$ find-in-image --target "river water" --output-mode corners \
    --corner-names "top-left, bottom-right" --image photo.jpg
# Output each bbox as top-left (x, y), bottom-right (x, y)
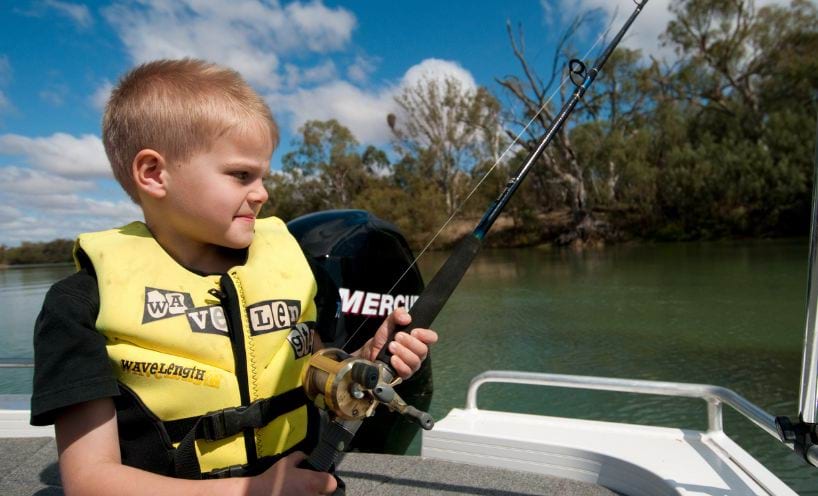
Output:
top-left (2, 240), bottom-right (818, 493)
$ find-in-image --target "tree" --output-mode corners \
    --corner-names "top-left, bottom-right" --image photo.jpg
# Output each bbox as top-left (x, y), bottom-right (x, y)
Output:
top-left (388, 75), bottom-right (504, 215)
top-left (653, 0), bottom-right (818, 238)
top-left (3, 239), bottom-right (73, 265)
top-left (281, 119), bottom-right (375, 209)
top-left (663, 0), bottom-right (818, 137)
top-left (498, 12), bottom-right (658, 244)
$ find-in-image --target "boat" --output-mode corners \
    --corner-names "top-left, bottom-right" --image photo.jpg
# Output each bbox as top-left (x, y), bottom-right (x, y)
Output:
top-left (0, 360), bottom-right (809, 495)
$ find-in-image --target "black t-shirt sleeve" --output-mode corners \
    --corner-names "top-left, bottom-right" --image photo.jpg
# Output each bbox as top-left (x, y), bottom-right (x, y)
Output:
top-left (305, 256), bottom-right (344, 345)
top-left (30, 269), bottom-right (119, 426)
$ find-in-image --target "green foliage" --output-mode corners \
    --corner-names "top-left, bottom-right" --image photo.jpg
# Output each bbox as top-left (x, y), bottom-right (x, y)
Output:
top-left (280, 119), bottom-right (373, 209)
top-left (268, 0), bottom-right (817, 247)
top-left (390, 76), bottom-right (505, 215)
top-left (1, 239), bottom-right (74, 265)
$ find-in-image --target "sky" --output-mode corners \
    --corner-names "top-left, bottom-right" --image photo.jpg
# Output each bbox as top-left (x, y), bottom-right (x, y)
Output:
top-left (0, 0), bottom-right (800, 246)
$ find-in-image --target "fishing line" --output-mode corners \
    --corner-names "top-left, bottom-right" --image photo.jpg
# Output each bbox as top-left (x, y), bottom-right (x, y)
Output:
top-left (304, 1), bottom-right (649, 473)
top-left (342, 28), bottom-right (609, 350)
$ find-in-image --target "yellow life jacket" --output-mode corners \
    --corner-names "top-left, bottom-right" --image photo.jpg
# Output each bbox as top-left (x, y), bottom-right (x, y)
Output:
top-left (75, 218), bottom-right (319, 478)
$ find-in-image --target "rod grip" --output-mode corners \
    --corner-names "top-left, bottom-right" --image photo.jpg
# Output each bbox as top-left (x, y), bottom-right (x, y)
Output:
top-left (299, 420), bottom-right (358, 472)
top-left (375, 234), bottom-right (482, 366)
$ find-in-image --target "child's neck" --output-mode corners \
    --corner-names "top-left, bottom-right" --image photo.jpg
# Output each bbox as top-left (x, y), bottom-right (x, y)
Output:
top-left (145, 222), bottom-right (246, 275)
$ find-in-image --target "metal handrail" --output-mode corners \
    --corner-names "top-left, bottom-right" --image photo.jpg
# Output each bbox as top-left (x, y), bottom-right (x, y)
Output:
top-left (465, 370), bottom-right (780, 440)
top-left (0, 359), bottom-right (34, 368)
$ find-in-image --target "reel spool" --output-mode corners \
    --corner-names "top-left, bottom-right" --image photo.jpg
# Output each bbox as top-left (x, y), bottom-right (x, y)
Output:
top-left (302, 348), bottom-right (383, 421)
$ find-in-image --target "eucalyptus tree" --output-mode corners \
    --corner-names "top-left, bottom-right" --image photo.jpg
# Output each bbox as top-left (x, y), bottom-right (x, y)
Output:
top-left (498, 12), bottom-right (655, 244)
top-left (663, 0), bottom-right (818, 135)
top-left (388, 75), bottom-right (504, 216)
top-left (656, 0), bottom-right (818, 238)
top-left (281, 119), bottom-right (372, 209)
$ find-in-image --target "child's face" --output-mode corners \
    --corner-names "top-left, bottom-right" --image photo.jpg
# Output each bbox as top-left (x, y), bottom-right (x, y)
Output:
top-left (160, 126), bottom-right (272, 254)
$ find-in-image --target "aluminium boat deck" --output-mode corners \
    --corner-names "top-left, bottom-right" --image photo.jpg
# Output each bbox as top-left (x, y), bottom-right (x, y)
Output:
top-left (0, 437), bottom-right (617, 496)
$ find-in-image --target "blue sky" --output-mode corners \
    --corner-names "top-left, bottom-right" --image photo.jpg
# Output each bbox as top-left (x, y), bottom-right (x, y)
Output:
top-left (0, 0), bottom-right (794, 245)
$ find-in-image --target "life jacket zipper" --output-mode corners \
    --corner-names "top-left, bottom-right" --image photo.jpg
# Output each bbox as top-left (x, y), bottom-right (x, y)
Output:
top-left (216, 275), bottom-right (258, 466)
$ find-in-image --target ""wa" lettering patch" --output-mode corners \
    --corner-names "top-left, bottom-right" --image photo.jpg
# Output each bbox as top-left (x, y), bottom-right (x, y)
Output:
top-left (142, 287), bottom-right (194, 323)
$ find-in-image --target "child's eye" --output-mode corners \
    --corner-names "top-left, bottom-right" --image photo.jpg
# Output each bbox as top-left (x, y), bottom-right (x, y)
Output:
top-left (230, 171), bottom-right (249, 180)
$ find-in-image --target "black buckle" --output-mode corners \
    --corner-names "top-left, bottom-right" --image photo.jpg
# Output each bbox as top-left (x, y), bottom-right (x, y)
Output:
top-left (204, 464), bottom-right (248, 479)
top-left (200, 402), bottom-right (264, 441)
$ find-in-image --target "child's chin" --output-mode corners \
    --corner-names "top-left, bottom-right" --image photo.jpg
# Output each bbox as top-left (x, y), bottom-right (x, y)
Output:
top-left (221, 235), bottom-right (254, 250)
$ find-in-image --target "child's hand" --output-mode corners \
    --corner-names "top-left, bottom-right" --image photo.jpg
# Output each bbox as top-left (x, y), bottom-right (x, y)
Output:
top-left (358, 307), bottom-right (438, 379)
top-left (250, 451), bottom-right (336, 495)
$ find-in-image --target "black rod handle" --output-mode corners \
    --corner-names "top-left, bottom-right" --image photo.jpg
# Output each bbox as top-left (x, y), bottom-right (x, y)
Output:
top-left (375, 234), bottom-right (482, 366)
top-left (299, 420), bottom-right (359, 472)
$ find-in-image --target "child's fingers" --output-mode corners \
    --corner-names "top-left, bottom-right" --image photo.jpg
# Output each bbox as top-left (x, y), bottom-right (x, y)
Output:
top-left (388, 354), bottom-right (415, 379)
top-left (410, 328), bottom-right (438, 345)
top-left (389, 307), bottom-right (412, 326)
top-left (395, 331), bottom-right (432, 359)
top-left (287, 452), bottom-right (337, 494)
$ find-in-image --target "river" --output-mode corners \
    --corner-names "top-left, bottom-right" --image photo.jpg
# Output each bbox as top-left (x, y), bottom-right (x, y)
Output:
top-left (2, 240), bottom-right (818, 493)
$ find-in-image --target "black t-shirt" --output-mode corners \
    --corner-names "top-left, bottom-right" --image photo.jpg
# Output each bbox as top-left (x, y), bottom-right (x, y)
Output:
top-left (30, 259), bottom-right (341, 426)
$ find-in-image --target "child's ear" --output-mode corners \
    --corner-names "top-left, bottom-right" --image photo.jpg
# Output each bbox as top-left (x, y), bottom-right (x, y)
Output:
top-left (132, 149), bottom-right (167, 199)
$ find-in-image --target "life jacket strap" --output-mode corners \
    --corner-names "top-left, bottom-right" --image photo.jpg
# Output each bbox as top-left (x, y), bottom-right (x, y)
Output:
top-left (168, 387), bottom-right (309, 479)
top-left (163, 387), bottom-right (308, 443)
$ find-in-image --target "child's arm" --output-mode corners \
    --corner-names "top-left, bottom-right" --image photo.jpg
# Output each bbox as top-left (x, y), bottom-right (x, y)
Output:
top-left (353, 307), bottom-right (438, 379)
top-left (55, 398), bottom-right (337, 496)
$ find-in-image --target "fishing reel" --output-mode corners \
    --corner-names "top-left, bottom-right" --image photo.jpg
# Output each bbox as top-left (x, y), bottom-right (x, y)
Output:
top-left (302, 348), bottom-right (434, 429)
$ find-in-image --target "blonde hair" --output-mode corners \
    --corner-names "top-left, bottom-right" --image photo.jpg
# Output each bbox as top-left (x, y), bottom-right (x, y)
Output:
top-left (102, 58), bottom-right (278, 203)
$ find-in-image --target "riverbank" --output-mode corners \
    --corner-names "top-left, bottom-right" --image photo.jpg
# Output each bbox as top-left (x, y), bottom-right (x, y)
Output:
top-left (432, 209), bottom-right (614, 251)
top-left (1, 206), bottom-right (807, 267)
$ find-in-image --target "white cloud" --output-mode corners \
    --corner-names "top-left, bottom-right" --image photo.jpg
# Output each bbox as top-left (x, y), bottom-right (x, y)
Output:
top-left (0, 217), bottom-right (53, 245)
top-left (0, 133), bottom-right (110, 178)
top-left (538, 0), bottom-right (675, 60)
top-left (0, 166), bottom-right (94, 195)
top-left (103, 0), bottom-right (356, 90)
top-left (0, 204), bottom-right (23, 224)
top-left (548, 0), bottom-right (813, 61)
top-left (539, 0), bottom-right (555, 22)
top-left (271, 58), bottom-right (479, 145)
top-left (90, 80), bottom-right (113, 111)
top-left (283, 2), bottom-right (357, 52)
top-left (347, 54), bottom-right (378, 83)
top-left (0, 187), bottom-right (141, 245)
top-left (272, 81), bottom-right (396, 144)
top-left (401, 59), bottom-right (476, 92)
top-left (33, 194), bottom-right (140, 218)
top-left (43, 0), bottom-right (93, 28)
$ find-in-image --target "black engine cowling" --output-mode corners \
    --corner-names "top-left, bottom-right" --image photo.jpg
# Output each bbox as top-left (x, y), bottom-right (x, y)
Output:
top-left (288, 209), bottom-right (433, 454)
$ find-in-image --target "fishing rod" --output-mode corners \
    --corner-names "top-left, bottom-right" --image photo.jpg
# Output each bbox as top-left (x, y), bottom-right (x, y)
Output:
top-left (300, 0), bottom-right (650, 473)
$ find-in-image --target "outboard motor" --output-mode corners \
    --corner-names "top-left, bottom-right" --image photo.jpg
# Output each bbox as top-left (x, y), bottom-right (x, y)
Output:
top-left (287, 210), bottom-right (433, 454)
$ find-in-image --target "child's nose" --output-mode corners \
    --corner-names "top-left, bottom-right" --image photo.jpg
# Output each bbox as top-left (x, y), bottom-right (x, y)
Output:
top-left (248, 180), bottom-right (269, 204)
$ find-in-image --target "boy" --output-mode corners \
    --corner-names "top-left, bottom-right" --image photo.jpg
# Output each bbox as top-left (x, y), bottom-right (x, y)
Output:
top-left (30, 59), bottom-right (437, 495)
